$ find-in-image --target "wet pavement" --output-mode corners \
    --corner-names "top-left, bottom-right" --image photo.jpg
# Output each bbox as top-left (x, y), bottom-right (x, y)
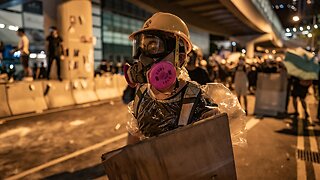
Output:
top-left (0, 99), bottom-right (128, 179)
top-left (0, 95), bottom-right (319, 179)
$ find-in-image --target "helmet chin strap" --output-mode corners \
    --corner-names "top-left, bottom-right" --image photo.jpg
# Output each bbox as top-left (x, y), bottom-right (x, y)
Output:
top-left (174, 36), bottom-right (180, 68)
top-left (174, 35), bottom-right (182, 79)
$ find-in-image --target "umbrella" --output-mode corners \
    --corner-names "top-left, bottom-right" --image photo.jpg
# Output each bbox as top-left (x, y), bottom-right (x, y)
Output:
top-left (284, 48), bottom-right (319, 80)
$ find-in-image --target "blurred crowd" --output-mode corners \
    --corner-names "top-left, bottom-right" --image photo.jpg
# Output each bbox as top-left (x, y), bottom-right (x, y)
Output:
top-left (193, 50), bottom-right (319, 119)
top-left (94, 59), bottom-right (125, 76)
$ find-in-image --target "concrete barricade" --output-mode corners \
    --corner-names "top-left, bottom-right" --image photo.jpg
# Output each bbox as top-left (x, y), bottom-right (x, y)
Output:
top-left (94, 75), bottom-right (119, 100)
top-left (254, 73), bottom-right (287, 116)
top-left (72, 79), bottom-right (98, 104)
top-left (0, 84), bottom-right (11, 118)
top-left (42, 80), bottom-right (75, 108)
top-left (113, 74), bottom-right (127, 96)
top-left (6, 81), bottom-right (48, 115)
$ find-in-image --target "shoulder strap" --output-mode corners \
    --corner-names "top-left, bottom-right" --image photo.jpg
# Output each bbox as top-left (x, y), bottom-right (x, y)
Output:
top-left (178, 83), bottom-right (201, 126)
top-left (133, 84), bottom-right (148, 118)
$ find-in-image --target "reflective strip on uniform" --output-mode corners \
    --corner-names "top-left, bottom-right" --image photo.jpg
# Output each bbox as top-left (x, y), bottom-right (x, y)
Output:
top-left (178, 84), bottom-right (200, 126)
top-left (178, 103), bottom-right (194, 126)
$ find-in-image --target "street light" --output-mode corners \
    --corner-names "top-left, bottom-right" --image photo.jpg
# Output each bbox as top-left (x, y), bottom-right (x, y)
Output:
top-left (292, 15), bottom-right (300, 22)
top-left (314, 24), bottom-right (318, 29)
top-left (8, 25), bottom-right (18, 31)
top-left (307, 33), bottom-right (312, 38)
top-left (285, 32), bottom-right (292, 37)
top-left (293, 27), bottom-right (297, 32)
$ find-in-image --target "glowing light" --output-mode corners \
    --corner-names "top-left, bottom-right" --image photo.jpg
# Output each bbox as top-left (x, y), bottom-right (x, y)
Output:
top-left (231, 42), bottom-right (236, 46)
top-left (9, 64), bottom-right (14, 69)
top-left (241, 49), bottom-right (246, 54)
top-left (272, 50), bottom-right (276, 54)
top-left (293, 28), bottom-right (297, 32)
top-left (265, 49), bottom-right (269, 53)
top-left (37, 53), bottom-right (46, 58)
top-left (307, 33), bottom-right (312, 38)
top-left (286, 28), bottom-right (290, 32)
top-left (279, 4), bottom-right (284, 8)
top-left (314, 24), bottom-right (318, 29)
top-left (299, 27), bottom-right (303, 31)
top-left (0, 24), bottom-right (5, 28)
top-left (13, 51), bottom-right (20, 57)
top-left (8, 25), bottom-right (18, 31)
top-left (307, 25), bottom-right (311, 30)
top-left (29, 53), bottom-right (37, 58)
top-left (285, 33), bottom-right (292, 36)
top-left (292, 16), bottom-right (300, 22)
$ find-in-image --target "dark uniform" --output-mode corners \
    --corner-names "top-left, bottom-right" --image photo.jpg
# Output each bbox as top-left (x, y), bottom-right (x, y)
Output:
top-left (133, 81), bottom-right (217, 137)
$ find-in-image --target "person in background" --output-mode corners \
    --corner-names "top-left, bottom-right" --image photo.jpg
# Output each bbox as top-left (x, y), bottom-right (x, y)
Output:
top-left (46, 26), bottom-right (63, 81)
top-left (0, 64), bottom-right (8, 81)
top-left (11, 28), bottom-right (30, 78)
top-left (234, 56), bottom-right (248, 115)
top-left (95, 59), bottom-right (108, 76)
top-left (0, 41), bottom-right (4, 62)
top-left (186, 45), bottom-right (211, 85)
top-left (261, 59), bottom-right (277, 73)
top-left (218, 60), bottom-right (228, 85)
top-left (291, 77), bottom-right (312, 121)
top-left (117, 60), bottom-right (123, 74)
top-left (207, 56), bottom-right (216, 82)
top-left (317, 69), bottom-right (320, 121)
top-left (32, 62), bottom-right (39, 80)
top-left (316, 50), bottom-right (320, 121)
top-left (0, 64), bottom-right (8, 75)
top-left (247, 63), bottom-right (258, 94)
top-left (38, 62), bottom-right (47, 79)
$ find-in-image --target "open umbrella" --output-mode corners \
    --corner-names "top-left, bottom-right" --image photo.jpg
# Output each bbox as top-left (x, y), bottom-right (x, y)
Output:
top-left (284, 48), bottom-right (319, 80)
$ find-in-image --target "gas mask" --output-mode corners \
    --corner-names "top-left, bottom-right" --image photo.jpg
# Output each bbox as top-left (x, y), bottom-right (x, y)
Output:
top-left (124, 31), bottom-right (185, 91)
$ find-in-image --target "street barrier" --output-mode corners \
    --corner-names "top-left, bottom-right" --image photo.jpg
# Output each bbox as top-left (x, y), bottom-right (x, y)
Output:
top-left (42, 80), bottom-right (75, 108)
top-left (72, 79), bottom-right (98, 104)
top-left (6, 81), bottom-right (48, 115)
top-left (0, 84), bottom-right (11, 118)
top-left (254, 73), bottom-right (287, 116)
top-left (94, 75), bottom-right (119, 100)
top-left (102, 113), bottom-right (236, 180)
top-left (114, 74), bottom-right (127, 96)
top-left (1, 74), bottom-right (128, 118)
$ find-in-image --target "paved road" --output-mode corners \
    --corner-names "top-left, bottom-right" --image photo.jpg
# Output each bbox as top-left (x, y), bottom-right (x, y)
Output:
top-left (0, 95), bottom-right (319, 179)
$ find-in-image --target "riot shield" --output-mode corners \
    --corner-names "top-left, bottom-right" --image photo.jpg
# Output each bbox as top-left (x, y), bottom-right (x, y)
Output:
top-left (101, 113), bottom-right (236, 180)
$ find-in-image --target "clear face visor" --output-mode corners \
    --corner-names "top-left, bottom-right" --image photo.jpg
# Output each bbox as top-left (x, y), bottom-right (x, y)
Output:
top-left (132, 34), bottom-right (166, 59)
